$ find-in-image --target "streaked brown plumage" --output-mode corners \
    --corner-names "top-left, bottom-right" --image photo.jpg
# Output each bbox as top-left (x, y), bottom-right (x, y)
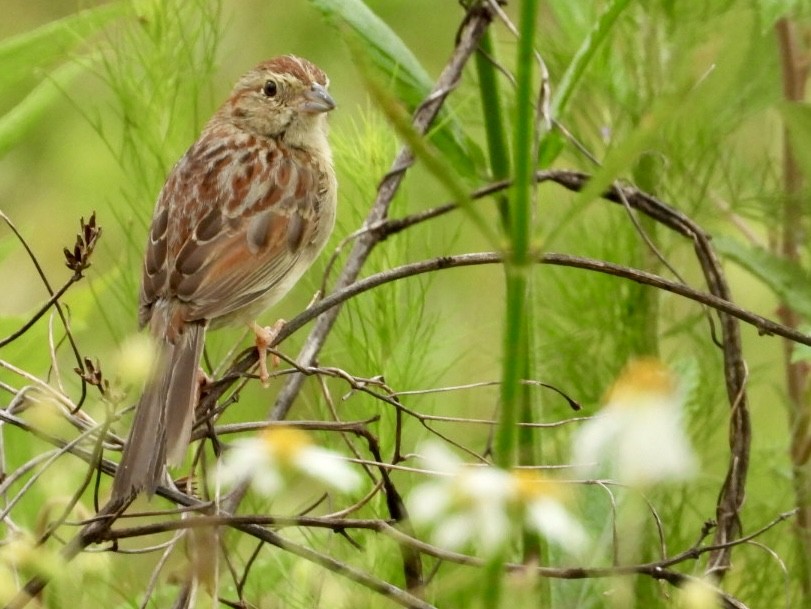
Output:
top-left (112, 56), bottom-right (337, 502)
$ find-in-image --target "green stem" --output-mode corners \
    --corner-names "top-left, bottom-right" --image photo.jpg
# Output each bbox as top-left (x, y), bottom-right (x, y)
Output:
top-left (509, 2), bottom-right (537, 265)
top-left (481, 551), bottom-right (506, 609)
top-left (496, 0), bottom-right (538, 471)
top-left (475, 30), bottom-right (511, 230)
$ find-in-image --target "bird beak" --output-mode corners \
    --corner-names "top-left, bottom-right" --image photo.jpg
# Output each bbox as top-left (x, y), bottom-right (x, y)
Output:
top-left (300, 83), bottom-right (336, 114)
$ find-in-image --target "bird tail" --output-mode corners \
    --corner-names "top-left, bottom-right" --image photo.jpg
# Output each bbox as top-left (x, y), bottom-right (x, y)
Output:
top-left (111, 322), bottom-right (206, 502)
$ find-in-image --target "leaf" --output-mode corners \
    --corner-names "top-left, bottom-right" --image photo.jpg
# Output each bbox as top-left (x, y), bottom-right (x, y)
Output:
top-left (310, 0), bottom-right (430, 101)
top-left (550, 0), bottom-right (634, 120)
top-left (0, 3), bottom-right (125, 91)
top-left (308, 0), bottom-right (482, 177)
top-left (0, 59), bottom-right (93, 158)
top-left (714, 235), bottom-right (811, 320)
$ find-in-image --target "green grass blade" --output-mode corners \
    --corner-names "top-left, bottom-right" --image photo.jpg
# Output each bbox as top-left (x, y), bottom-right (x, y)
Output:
top-left (309, 0), bottom-right (431, 100)
top-left (0, 2), bottom-right (125, 90)
top-left (475, 31), bottom-right (511, 229)
top-left (0, 59), bottom-right (93, 158)
top-left (308, 0), bottom-right (483, 176)
top-left (550, 0), bottom-right (633, 119)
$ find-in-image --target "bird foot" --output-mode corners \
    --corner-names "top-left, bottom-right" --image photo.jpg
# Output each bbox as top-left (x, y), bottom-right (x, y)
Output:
top-left (250, 319), bottom-right (285, 386)
top-left (197, 367), bottom-right (213, 391)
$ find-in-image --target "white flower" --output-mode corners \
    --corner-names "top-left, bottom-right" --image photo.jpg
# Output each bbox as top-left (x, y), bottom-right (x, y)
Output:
top-left (215, 427), bottom-right (361, 496)
top-left (408, 442), bottom-right (587, 556)
top-left (115, 333), bottom-right (160, 386)
top-left (573, 358), bottom-right (698, 486)
top-left (515, 472), bottom-right (588, 554)
top-left (677, 577), bottom-right (718, 609)
top-left (408, 444), bottom-right (514, 555)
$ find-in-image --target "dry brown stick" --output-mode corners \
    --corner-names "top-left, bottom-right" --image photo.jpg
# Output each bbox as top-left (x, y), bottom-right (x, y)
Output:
top-left (292, 252), bottom-right (811, 347)
top-left (99, 507), bottom-right (795, 564)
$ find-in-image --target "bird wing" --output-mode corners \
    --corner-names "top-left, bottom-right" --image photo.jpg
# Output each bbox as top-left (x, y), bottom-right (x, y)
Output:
top-left (139, 134), bottom-right (324, 328)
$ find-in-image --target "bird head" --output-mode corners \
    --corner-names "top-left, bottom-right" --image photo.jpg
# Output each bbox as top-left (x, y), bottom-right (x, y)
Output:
top-left (222, 55), bottom-right (335, 147)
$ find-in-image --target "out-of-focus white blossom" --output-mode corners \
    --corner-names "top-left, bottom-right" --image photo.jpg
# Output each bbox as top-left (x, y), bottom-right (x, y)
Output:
top-left (513, 470), bottom-right (588, 553)
top-left (573, 358), bottom-right (698, 486)
top-left (214, 427), bottom-right (361, 496)
top-left (407, 442), bottom-right (587, 556)
top-left (677, 577), bottom-right (718, 609)
top-left (116, 333), bottom-right (160, 386)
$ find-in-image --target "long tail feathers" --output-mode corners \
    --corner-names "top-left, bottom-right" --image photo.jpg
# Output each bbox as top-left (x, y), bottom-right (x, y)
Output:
top-left (111, 322), bottom-right (207, 502)
top-left (165, 323), bottom-right (206, 465)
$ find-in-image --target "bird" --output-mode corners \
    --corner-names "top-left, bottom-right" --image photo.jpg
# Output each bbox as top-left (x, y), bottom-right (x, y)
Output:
top-left (111, 55), bottom-right (337, 502)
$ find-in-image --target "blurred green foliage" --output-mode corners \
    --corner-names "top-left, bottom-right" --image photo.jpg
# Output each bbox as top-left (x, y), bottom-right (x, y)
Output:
top-left (0, 1), bottom-right (810, 608)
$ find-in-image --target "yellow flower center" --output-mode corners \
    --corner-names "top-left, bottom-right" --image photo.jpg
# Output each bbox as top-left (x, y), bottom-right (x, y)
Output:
top-left (259, 427), bottom-right (312, 463)
top-left (510, 470), bottom-right (566, 502)
top-left (605, 357), bottom-right (675, 408)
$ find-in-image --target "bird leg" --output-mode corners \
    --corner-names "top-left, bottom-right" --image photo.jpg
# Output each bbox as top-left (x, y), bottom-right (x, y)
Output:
top-left (197, 367), bottom-right (213, 391)
top-left (194, 366), bottom-right (214, 419)
top-left (250, 320), bottom-right (285, 386)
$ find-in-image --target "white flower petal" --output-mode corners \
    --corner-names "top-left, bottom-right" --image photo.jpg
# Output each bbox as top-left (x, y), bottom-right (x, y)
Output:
top-left (295, 446), bottom-right (361, 493)
top-left (408, 483), bottom-right (453, 525)
top-left (433, 513), bottom-right (475, 552)
top-left (474, 503), bottom-right (511, 555)
top-left (458, 468), bottom-right (515, 503)
top-left (407, 448), bottom-right (517, 556)
top-left (617, 405), bottom-right (697, 485)
top-left (250, 467), bottom-right (284, 496)
top-left (417, 441), bottom-right (463, 474)
top-left (572, 411), bottom-right (625, 478)
top-left (215, 438), bottom-right (269, 488)
top-left (526, 498), bottom-right (588, 554)
top-left (573, 380), bottom-right (698, 486)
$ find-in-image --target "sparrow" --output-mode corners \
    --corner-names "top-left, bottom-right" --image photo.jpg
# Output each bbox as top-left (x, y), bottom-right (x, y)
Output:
top-left (111, 55), bottom-right (337, 502)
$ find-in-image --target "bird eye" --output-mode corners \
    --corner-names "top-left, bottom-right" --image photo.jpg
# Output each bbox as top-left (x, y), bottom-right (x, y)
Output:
top-left (262, 80), bottom-right (278, 97)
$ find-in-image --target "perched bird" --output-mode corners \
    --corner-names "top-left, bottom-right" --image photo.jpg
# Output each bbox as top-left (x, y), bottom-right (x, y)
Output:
top-left (111, 56), bottom-right (337, 502)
